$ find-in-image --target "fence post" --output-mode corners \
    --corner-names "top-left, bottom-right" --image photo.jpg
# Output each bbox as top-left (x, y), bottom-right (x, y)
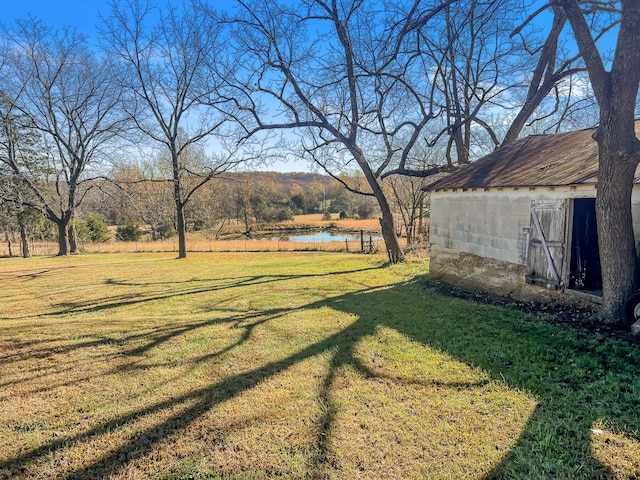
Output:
top-left (345, 238), bottom-right (349, 251)
top-left (360, 230), bottom-right (364, 252)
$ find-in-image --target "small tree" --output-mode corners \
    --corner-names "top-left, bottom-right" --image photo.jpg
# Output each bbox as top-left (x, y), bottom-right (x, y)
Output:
top-left (385, 175), bottom-right (430, 245)
top-left (154, 220), bottom-right (177, 240)
top-left (116, 221), bottom-right (142, 242)
top-left (78, 214), bottom-right (111, 244)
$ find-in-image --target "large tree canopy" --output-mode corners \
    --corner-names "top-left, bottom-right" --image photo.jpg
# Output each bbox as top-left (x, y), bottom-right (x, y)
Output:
top-left (0, 17), bottom-right (128, 256)
top-left (100, 0), bottom-right (244, 258)
top-left (222, 0), bottom-right (530, 262)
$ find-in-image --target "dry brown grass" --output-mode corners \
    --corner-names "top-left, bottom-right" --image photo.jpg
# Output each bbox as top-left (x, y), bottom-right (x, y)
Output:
top-left (0, 215), bottom-right (385, 257)
top-left (1, 237), bottom-right (387, 256)
top-left (290, 213), bottom-right (382, 232)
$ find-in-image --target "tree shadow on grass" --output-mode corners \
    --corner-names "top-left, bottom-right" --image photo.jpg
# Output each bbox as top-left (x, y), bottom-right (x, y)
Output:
top-left (1, 264), bottom-right (381, 363)
top-left (339, 277), bottom-right (640, 478)
top-left (0, 308), bottom-right (278, 400)
top-left (4, 266), bottom-right (381, 321)
top-left (2, 274), bottom-right (640, 478)
top-left (1, 266), bottom-right (380, 407)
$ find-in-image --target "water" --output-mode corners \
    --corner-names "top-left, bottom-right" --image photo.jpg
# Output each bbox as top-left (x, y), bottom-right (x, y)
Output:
top-left (260, 231), bottom-right (381, 243)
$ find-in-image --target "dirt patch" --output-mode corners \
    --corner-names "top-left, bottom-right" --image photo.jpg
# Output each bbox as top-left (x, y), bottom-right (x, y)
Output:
top-left (423, 278), bottom-right (640, 345)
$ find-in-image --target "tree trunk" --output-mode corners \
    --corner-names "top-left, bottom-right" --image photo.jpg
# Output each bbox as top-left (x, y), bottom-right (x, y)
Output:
top-left (376, 204), bottom-right (404, 264)
top-left (502, 7), bottom-right (568, 146)
top-left (354, 150), bottom-right (404, 263)
top-left (68, 222), bottom-right (79, 254)
top-left (176, 201), bottom-right (187, 259)
top-left (20, 223), bottom-right (31, 258)
top-left (556, 0), bottom-right (640, 326)
top-left (56, 220), bottom-right (70, 256)
top-left (418, 199), bottom-right (424, 237)
top-left (5, 228), bottom-right (13, 257)
top-left (453, 126), bottom-right (469, 165)
top-left (595, 131), bottom-right (640, 323)
top-left (379, 213), bottom-right (403, 263)
top-left (171, 148), bottom-right (188, 259)
top-left (373, 184), bottom-right (403, 263)
top-left (502, 88), bottom-right (553, 145)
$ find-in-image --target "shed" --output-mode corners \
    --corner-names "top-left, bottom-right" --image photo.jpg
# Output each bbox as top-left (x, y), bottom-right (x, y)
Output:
top-left (426, 124), bottom-right (640, 302)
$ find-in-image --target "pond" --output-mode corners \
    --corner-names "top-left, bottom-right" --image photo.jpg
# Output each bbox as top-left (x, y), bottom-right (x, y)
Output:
top-left (260, 231), bottom-right (382, 243)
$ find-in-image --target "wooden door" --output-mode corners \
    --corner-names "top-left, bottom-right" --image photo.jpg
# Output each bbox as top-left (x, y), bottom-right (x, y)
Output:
top-left (526, 199), bottom-right (566, 289)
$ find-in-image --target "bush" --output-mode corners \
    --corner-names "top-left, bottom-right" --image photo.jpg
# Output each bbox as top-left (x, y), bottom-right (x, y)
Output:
top-left (116, 221), bottom-right (143, 242)
top-left (78, 214), bottom-right (110, 243)
top-left (152, 220), bottom-right (176, 240)
top-left (356, 203), bottom-right (375, 219)
top-left (192, 219), bottom-right (207, 232)
top-left (260, 207), bottom-right (293, 223)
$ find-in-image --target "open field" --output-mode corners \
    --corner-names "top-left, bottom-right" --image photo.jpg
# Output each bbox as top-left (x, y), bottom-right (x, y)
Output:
top-left (1, 252), bottom-right (639, 479)
top-left (0, 215), bottom-right (388, 257)
top-left (288, 213), bottom-right (382, 232)
top-left (20, 236), bottom-right (386, 256)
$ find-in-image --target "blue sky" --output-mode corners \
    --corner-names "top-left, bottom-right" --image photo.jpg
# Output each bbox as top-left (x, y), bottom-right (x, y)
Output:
top-left (4, 0), bottom-right (107, 43)
top-left (4, 1), bottom-right (616, 69)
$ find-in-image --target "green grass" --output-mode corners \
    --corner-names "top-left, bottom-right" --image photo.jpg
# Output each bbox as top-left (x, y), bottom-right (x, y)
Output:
top-left (0, 252), bottom-right (639, 479)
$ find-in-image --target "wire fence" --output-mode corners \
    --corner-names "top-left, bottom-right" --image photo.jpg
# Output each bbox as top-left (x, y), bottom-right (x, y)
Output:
top-left (0, 235), bottom-right (387, 257)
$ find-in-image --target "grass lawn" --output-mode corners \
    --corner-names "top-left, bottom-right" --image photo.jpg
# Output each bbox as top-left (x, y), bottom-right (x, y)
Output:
top-left (0, 252), bottom-right (639, 479)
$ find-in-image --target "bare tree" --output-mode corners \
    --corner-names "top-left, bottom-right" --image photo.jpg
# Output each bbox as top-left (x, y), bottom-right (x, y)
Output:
top-left (186, 178), bottom-right (236, 240)
top-left (385, 174), bottom-right (430, 245)
top-left (100, 0), bottom-right (244, 258)
top-left (0, 18), bottom-right (128, 256)
top-left (501, 1), bottom-right (618, 145)
top-left (110, 162), bottom-right (177, 240)
top-left (504, 5), bottom-right (576, 144)
top-left (428, 0), bottom-right (524, 164)
top-left (554, 0), bottom-right (640, 324)
top-left (224, 0), bottom-right (469, 263)
top-left (0, 92), bottom-right (40, 256)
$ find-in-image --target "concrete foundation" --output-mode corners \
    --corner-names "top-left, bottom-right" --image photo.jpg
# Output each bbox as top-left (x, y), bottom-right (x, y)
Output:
top-left (429, 244), bottom-right (599, 307)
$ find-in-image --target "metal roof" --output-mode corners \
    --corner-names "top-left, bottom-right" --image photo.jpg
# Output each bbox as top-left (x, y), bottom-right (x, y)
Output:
top-left (427, 124), bottom-right (640, 190)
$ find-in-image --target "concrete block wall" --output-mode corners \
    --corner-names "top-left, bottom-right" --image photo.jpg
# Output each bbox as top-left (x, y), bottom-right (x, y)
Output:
top-left (429, 185), bottom-right (599, 266)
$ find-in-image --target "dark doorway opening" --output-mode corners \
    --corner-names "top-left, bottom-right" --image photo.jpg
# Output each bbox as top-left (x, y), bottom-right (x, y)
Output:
top-left (568, 198), bottom-right (602, 293)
